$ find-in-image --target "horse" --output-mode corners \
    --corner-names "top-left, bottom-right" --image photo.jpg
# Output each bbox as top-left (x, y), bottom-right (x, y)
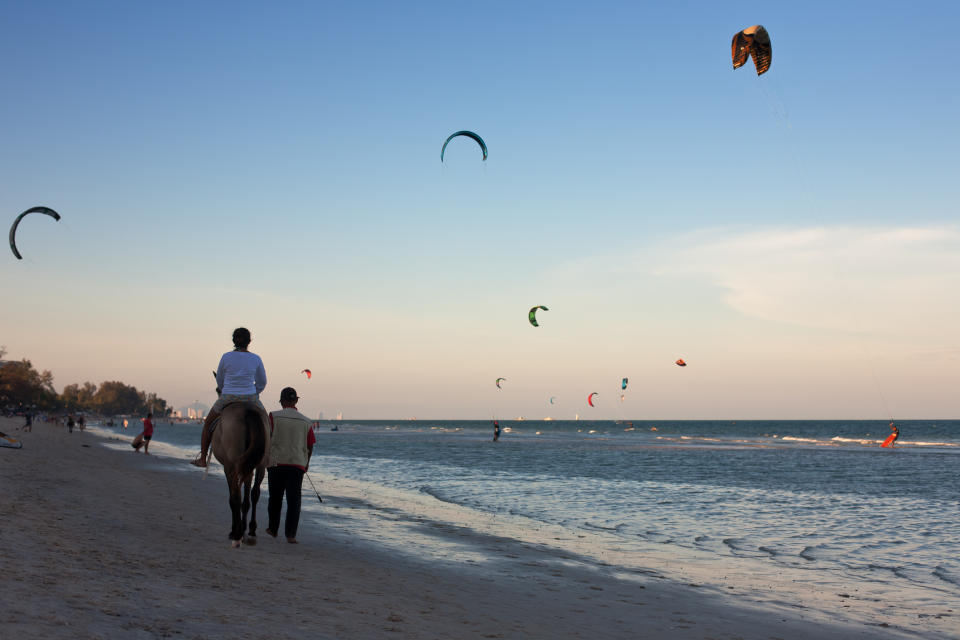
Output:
top-left (210, 401), bottom-right (270, 548)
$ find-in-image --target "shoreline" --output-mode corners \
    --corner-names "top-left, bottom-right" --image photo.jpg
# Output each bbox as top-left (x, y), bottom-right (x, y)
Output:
top-left (0, 417), bottom-right (931, 639)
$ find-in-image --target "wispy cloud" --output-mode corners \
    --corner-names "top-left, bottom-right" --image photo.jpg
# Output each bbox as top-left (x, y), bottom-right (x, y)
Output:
top-left (553, 225), bottom-right (960, 341)
top-left (658, 226), bottom-right (960, 337)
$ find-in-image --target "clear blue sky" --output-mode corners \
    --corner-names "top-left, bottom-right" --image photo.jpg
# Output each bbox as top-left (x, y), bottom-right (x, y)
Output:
top-left (2, 1), bottom-right (958, 419)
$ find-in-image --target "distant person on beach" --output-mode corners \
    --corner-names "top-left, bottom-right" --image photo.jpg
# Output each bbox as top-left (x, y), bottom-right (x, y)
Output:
top-left (142, 413), bottom-right (154, 454)
top-left (67, 413), bottom-right (75, 433)
top-left (192, 327), bottom-right (268, 467)
top-left (77, 414), bottom-right (85, 432)
top-left (22, 411), bottom-right (32, 432)
top-left (123, 418), bottom-right (128, 430)
top-left (266, 387), bottom-right (315, 544)
top-left (493, 420), bottom-right (501, 442)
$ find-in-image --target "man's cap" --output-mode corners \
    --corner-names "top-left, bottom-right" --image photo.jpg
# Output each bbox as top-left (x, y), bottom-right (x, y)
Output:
top-left (280, 387), bottom-right (299, 403)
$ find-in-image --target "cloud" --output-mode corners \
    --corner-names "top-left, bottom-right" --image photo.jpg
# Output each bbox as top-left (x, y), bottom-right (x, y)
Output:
top-left (650, 226), bottom-right (960, 339)
top-left (538, 225), bottom-right (959, 343)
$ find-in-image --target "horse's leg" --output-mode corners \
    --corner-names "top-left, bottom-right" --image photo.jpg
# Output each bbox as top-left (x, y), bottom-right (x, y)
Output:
top-left (227, 470), bottom-right (243, 547)
top-left (240, 479), bottom-right (251, 543)
top-left (247, 467), bottom-right (265, 542)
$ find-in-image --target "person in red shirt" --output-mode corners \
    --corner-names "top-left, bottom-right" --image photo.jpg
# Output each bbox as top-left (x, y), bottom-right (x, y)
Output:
top-left (142, 413), bottom-right (154, 455)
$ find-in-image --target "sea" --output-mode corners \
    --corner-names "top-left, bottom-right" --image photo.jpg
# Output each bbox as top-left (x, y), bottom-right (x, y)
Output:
top-left (90, 418), bottom-right (959, 634)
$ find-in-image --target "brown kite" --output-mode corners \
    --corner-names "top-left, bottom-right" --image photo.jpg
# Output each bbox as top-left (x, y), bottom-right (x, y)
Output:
top-left (731, 25), bottom-right (771, 76)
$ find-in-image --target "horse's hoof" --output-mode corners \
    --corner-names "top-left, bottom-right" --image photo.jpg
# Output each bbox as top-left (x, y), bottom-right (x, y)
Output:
top-left (231, 539), bottom-right (242, 549)
top-left (244, 535), bottom-right (257, 546)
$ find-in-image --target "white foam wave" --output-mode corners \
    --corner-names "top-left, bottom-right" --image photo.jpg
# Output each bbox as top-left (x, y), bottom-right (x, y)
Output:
top-left (86, 425), bottom-right (209, 466)
top-left (906, 440), bottom-right (960, 448)
top-left (831, 436), bottom-right (878, 445)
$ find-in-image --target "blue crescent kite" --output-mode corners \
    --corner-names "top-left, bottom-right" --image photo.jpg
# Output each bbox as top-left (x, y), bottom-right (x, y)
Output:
top-left (441, 131), bottom-right (488, 162)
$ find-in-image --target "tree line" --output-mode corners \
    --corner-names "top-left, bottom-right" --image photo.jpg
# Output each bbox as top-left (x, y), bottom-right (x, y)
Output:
top-left (0, 347), bottom-right (170, 416)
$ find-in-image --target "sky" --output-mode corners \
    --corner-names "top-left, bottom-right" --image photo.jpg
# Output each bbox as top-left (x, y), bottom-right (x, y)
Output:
top-left (1, 1), bottom-right (958, 419)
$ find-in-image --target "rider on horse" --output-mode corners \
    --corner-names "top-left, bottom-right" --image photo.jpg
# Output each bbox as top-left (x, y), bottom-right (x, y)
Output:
top-left (192, 327), bottom-right (267, 467)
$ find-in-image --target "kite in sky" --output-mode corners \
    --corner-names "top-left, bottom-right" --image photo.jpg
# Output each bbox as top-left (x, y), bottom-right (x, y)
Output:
top-left (9, 206), bottom-right (61, 260)
top-left (588, 392), bottom-right (598, 407)
top-left (302, 369), bottom-right (312, 379)
top-left (731, 25), bottom-right (772, 75)
top-left (440, 131), bottom-right (487, 162)
top-left (675, 359), bottom-right (687, 367)
top-left (528, 305), bottom-right (549, 327)
top-left (495, 377), bottom-right (506, 389)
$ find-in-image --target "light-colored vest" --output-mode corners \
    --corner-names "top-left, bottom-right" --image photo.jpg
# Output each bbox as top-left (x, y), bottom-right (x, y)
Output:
top-left (269, 408), bottom-right (312, 468)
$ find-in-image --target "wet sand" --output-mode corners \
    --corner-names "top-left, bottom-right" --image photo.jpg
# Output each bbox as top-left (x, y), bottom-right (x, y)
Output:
top-left (0, 417), bottom-right (920, 639)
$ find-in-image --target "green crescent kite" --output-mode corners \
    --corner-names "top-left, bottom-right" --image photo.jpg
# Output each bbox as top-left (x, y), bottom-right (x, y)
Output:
top-left (528, 305), bottom-right (549, 327)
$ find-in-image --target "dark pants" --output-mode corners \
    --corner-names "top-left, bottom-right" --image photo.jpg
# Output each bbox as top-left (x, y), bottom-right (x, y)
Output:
top-left (267, 466), bottom-right (304, 539)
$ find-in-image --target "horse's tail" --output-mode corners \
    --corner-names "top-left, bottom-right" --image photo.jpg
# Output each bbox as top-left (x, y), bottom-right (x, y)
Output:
top-left (237, 407), bottom-right (266, 483)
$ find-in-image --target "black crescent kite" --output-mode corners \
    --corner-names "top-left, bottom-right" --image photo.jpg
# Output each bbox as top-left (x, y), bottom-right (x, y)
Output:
top-left (9, 207), bottom-right (61, 260)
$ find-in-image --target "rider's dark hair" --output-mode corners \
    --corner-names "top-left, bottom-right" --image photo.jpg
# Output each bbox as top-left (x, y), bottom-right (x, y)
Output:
top-left (232, 327), bottom-right (251, 349)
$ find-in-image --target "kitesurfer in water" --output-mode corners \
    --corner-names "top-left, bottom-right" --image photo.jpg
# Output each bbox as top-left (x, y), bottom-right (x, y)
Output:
top-left (887, 422), bottom-right (899, 447)
top-left (493, 420), bottom-right (501, 442)
top-left (191, 327), bottom-right (268, 467)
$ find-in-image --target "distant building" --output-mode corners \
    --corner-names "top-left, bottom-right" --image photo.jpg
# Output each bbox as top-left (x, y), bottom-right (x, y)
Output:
top-left (178, 401), bottom-right (209, 420)
top-left (317, 412), bottom-right (323, 420)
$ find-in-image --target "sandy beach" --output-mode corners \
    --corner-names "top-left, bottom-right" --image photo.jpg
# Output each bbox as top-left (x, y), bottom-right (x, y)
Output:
top-left (0, 417), bottom-right (929, 639)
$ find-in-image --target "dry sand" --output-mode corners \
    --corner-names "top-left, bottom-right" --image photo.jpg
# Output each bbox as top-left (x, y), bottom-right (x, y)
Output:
top-left (0, 417), bottom-right (921, 639)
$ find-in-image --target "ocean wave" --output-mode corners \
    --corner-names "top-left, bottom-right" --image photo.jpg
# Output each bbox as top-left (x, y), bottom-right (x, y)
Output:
top-left (283, 419), bottom-right (960, 606)
top-left (830, 436), bottom-right (878, 445)
top-left (932, 565), bottom-right (960, 587)
top-left (583, 521), bottom-right (626, 532)
top-left (866, 563), bottom-right (912, 580)
top-left (907, 440), bottom-right (960, 447)
top-left (780, 436), bottom-right (832, 444)
top-left (799, 544), bottom-right (830, 561)
top-left (418, 485), bottom-right (458, 506)
top-left (721, 537), bottom-right (764, 556)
